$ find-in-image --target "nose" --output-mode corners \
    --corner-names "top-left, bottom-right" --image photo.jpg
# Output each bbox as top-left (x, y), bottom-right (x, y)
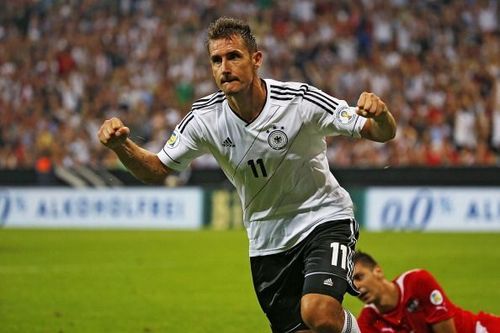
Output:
top-left (221, 58), bottom-right (231, 73)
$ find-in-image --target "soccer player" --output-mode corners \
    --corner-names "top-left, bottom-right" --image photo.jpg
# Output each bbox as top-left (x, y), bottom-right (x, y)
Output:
top-left (353, 251), bottom-right (500, 333)
top-left (98, 17), bottom-right (396, 333)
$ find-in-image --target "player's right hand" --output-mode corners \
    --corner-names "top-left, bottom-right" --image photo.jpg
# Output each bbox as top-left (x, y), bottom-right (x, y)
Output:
top-left (97, 117), bottom-right (130, 149)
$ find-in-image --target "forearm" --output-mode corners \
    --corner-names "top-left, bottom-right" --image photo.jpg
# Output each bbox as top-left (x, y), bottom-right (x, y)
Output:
top-left (113, 138), bottom-right (170, 184)
top-left (362, 110), bottom-right (397, 142)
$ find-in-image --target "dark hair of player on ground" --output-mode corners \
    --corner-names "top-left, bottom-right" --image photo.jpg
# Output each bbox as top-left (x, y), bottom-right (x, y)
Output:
top-left (352, 251), bottom-right (378, 269)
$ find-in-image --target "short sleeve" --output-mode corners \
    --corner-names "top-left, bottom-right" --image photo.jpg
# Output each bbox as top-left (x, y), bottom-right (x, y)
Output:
top-left (302, 85), bottom-right (367, 138)
top-left (412, 270), bottom-right (456, 324)
top-left (157, 113), bottom-right (206, 171)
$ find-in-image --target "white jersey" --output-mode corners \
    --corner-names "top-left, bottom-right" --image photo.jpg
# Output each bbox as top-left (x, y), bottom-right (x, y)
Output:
top-left (158, 78), bottom-right (367, 256)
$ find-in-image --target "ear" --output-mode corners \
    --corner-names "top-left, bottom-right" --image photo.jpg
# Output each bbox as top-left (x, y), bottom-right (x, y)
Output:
top-left (252, 51), bottom-right (263, 69)
top-left (373, 266), bottom-right (384, 279)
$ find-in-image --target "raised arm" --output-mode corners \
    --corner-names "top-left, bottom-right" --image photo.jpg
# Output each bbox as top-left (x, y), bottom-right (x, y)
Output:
top-left (357, 92), bottom-right (397, 142)
top-left (97, 117), bottom-right (171, 184)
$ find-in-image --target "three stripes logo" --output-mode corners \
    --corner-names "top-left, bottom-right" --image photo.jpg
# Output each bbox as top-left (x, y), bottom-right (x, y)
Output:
top-left (323, 278), bottom-right (334, 287)
top-left (222, 137), bottom-right (235, 148)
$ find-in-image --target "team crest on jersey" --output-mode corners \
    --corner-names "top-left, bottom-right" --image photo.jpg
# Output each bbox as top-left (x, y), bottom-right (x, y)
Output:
top-left (335, 106), bottom-right (356, 125)
top-left (166, 130), bottom-right (180, 148)
top-left (430, 290), bottom-right (444, 305)
top-left (267, 125), bottom-right (288, 150)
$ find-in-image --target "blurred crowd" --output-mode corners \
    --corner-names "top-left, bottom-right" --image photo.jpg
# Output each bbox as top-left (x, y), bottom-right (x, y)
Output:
top-left (1, 0), bottom-right (499, 174)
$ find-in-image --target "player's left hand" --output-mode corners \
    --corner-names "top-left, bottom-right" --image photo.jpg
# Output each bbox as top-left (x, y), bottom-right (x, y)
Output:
top-left (356, 92), bottom-right (388, 118)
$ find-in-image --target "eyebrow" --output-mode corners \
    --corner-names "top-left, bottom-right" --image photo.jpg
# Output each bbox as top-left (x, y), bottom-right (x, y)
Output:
top-left (210, 50), bottom-right (244, 62)
top-left (227, 50), bottom-right (243, 56)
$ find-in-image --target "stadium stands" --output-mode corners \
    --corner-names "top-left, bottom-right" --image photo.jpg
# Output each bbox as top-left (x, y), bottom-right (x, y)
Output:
top-left (0, 0), bottom-right (498, 172)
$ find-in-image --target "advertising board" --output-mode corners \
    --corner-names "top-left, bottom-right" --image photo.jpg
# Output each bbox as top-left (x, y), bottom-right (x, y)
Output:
top-left (365, 187), bottom-right (500, 231)
top-left (0, 187), bottom-right (203, 229)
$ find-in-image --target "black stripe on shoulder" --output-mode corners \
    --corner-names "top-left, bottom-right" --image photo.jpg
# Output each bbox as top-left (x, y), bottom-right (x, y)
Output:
top-left (270, 85), bottom-right (308, 101)
top-left (304, 92), bottom-right (336, 112)
top-left (191, 96), bottom-right (226, 111)
top-left (179, 114), bottom-right (194, 133)
top-left (270, 84), bottom-right (338, 114)
top-left (192, 91), bottom-right (224, 107)
top-left (270, 88), bottom-right (307, 95)
top-left (303, 96), bottom-right (334, 115)
top-left (270, 84), bottom-right (308, 93)
top-left (270, 84), bottom-right (307, 90)
top-left (270, 95), bottom-right (295, 101)
top-left (162, 148), bottom-right (181, 164)
top-left (305, 89), bottom-right (339, 107)
top-left (178, 111), bottom-right (193, 129)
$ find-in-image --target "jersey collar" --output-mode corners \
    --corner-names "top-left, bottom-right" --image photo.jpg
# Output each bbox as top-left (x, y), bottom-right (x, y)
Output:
top-left (224, 78), bottom-right (271, 127)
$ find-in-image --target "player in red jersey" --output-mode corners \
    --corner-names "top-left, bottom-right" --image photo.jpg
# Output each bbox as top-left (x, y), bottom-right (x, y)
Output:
top-left (352, 251), bottom-right (500, 333)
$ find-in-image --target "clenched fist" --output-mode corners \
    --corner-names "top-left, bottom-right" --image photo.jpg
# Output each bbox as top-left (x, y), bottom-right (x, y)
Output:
top-left (356, 92), bottom-right (388, 118)
top-left (97, 117), bottom-right (131, 149)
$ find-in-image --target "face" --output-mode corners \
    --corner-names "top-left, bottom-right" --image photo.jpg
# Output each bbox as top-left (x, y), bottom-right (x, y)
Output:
top-left (208, 35), bottom-right (262, 96)
top-left (353, 262), bottom-right (385, 305)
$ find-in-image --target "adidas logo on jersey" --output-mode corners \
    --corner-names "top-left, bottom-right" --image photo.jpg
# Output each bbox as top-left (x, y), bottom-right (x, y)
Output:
top-left (222, 137), bottom-right (235, 147)
top-left (323, 278), bottom-right (334, 287)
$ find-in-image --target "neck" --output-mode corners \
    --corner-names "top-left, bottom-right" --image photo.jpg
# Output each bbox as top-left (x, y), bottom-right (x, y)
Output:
top-left (227, 77), bottom-right (266, 123)
top-left (376, 281), bottom-right (400, 313)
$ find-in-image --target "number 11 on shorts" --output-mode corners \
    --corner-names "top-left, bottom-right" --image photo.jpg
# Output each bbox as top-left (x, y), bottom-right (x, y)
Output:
top-left (330, 242), bottom-right (347, 269)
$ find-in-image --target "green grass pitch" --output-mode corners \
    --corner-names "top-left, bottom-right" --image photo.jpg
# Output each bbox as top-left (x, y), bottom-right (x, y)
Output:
top-left (0, 229), bottom-right (499, 333)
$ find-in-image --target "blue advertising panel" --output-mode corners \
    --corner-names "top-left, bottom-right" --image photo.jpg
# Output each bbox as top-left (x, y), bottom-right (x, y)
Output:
top-left (0, 187), bottom-right (203, 229)
top-left (366, 187), bottom-right (500, 231)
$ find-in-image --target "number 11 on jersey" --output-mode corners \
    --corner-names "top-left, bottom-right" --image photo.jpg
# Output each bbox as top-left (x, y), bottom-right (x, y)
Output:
top-left (248, 159), bottom-right (268, 178)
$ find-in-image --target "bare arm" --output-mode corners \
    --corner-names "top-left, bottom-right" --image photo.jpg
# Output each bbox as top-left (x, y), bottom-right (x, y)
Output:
top-left (97, 117), bottom-right (171, 184)
top-left (432, 318), bottom-right (458, 333)
top-left (112, 138), bottom-right (171, 184)
top-left (357, 92), bottom-right (397, 142)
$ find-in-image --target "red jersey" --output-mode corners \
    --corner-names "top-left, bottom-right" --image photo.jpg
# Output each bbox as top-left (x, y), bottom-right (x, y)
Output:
top-left (358, 269), bottom-right (500, 333)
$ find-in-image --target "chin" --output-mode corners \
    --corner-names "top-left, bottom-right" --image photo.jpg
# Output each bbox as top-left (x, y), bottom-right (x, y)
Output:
top-left (222, 87), bottom-right (241, 96)
top-left (221, 81), bottom-right (244, 95)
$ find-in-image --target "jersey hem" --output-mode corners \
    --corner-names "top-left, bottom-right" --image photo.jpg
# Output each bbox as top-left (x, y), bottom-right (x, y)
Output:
top-left (248, 216), bottom-right (353, 257)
